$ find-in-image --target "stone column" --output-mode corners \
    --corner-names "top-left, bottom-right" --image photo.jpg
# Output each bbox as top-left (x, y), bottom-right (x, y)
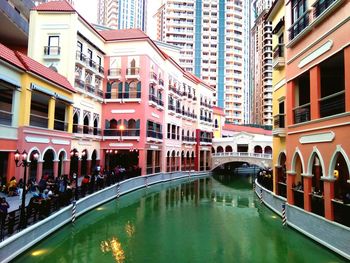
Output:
top-left (274, 165), bottom-right (281, 194)
top-left (86, 159), bottom-right (92, 175)
top-left (203, 151), bottom-right (207, 171)
top-left (77, 159), bottom-right (82, 177)
top-left (48, 96), bottom-right (56, 130)
top-left (53, 160), bottom-right (59, 178)
top-left (323, 177), bottom-right (336, 221)
top-left (310, 66), bottom-right (321, 120)
top-left (302, 174), bottom-right (313, 212)
top-left (286, 81), bottom-right (295, 126)
top-left (36, 161), bottom-right (43, 182)
top-left (138, 149), bottom-right (146, 176)
top-left (152, 150), bottom-right (156, 174)
top-left (286, 171), bottom-right (296, 205)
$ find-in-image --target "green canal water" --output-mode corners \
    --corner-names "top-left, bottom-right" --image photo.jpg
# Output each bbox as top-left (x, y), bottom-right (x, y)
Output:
top-left (13, 175), bottom-right (346, 263)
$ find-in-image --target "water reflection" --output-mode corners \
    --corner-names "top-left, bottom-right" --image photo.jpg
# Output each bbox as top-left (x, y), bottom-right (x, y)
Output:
top-left (100, 237), bottom-right (125, 263)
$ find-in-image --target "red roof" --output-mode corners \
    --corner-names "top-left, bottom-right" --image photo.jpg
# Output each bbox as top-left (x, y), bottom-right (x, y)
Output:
top-left (0, 43), bottom-right (26, 70)
top-left (213, 106), bottom-right (225, 116)
top-left (15, 52), bottom-right (75, 93)
top-left (100, 29), bottom-right (149, 41)
top-left (223, 124), bottom-right (272, 135)
top-left (32, 0), bottom-right (75, 12)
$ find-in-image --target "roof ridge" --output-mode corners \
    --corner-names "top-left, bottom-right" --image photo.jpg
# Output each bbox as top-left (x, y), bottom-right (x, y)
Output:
top-left (14, 51), bottom-right (29, 70)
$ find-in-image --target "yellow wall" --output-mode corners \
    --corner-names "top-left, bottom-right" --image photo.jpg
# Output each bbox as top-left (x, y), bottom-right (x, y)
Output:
top-left (19, 72), bottom-right (74, 129)
top-left (271, 0), bottom-right (287, 193)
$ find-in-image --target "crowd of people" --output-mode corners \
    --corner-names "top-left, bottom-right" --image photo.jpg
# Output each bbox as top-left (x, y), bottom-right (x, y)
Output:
top-left (0, 164), bottom-right (141, 238)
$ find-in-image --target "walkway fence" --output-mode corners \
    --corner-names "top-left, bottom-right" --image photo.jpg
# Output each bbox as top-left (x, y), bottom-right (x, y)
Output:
top-left (212, 152), bottom-right (272, 159)
top-left (0, 171), bottom-right (210, 262)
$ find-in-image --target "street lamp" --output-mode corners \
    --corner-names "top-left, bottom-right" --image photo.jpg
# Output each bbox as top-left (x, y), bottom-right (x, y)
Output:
top-left (14, 149), bottom-right (39, 229)
top-left (119, 124), bottom-right (125, 141)
top-left (70, 149), bottom-right (79, 200)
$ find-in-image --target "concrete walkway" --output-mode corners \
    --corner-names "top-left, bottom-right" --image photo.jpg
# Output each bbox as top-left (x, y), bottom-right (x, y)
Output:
top-left (0, 192), bottom-right (34, 213)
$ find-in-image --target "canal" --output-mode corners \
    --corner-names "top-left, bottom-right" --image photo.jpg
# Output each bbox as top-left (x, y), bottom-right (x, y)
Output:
top-left (12, 175), bottom-right (346, 263)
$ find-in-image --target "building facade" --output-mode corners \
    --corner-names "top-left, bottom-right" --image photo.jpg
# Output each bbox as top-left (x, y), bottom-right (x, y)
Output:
top-left (250, 0), bottom-right (273, 127)
top-left (154, 0), bottom-right (250, 124)
top-left (24, 1), bottom-right (213, 180)
top-left (0, 43), bottom-right (75, 184)
top-left (280, 0), bottom-right (350, 227)
top-left (97, 0), bottom-right (147, 31)
top-left (266, 0), bottom-right (286, 195)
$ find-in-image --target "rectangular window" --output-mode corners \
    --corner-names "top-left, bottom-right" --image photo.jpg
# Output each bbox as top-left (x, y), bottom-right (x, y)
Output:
top-left (293, 71), bottom-right (310, 124)
top-left (46, 36), bottom-right (60, 55)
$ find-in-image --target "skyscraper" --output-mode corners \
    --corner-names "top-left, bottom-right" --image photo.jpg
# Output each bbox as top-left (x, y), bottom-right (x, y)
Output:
top-left (97, 0), bottom-right (147, 31)
top-left (154, 0), bottom-right (250, 124)
top-left (250, 0), bottom-right (273, 126)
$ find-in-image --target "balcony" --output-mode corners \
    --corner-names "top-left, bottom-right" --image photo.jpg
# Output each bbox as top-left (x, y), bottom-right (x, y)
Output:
top-left (108, 68), bottom-right (121, 80)
top-left (30, 114), bottom-right (48, 129)
top-left (126, 67), bottom-right (140, 80)
top-left (104, 128), bottom-right (140, 137)
top-left (75, 51), bottom-right (86, 66)
top-left (272, 44), bottom-right (285, 69)
top-left (105, 91), bottom-right (141, 100)
top-left (293, 103), bottom-right (310, 124)
top-left (147, 130), bottom-right (163, 140)
top-left (150, 72), bottom-right (158, 84)
top-left (0, 110), bottom-right (12, 126)
top-left (168, 104), bottom-right (176, 115)
top-left (273, 114), bottom-right (286, 137)
top-left (85, 58), bottom-right (97, 71)
top-left (200, 137), bottom-right (212, 143)
top-left (313, 0), bottom-right (337, 18)
top-left (319, 90), bottom-right (345, 118)
top-left (288, 11), bottom-right (310, 41)
top-left (43, 46), bottom-right (61, 60)
top-left (158, 79), bottom-right (164, 89)
top-left (54, 119), bottom-right (68, 132)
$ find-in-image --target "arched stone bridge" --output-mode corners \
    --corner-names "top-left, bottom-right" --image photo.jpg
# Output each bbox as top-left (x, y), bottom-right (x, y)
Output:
top-left (211, 152), bottom-right (272, 170)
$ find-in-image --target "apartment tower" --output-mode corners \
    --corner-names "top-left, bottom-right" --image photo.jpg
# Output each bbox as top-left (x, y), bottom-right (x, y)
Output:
top-left (154, 0), bottom-right (250, 124)
top-left (97, 0), bottom-right (147, 31)
top-left (250, 0), bottom-right (273, 126)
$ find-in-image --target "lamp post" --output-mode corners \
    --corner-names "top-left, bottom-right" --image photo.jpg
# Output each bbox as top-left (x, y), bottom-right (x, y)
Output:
top-left (119, 124), bottom-right (125, 141)
top-left (14, 149), bottom-right (38, 229)
top-left (70, 150), bottom-right (79, 200)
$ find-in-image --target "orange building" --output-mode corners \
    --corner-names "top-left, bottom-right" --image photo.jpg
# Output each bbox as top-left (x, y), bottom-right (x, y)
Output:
top-left (284, 0), bottom-right (350, 226)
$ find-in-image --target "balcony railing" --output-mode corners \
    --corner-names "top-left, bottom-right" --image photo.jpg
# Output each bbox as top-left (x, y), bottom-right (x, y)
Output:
top-left (149, 94), bottom-right (164, 106)
top-left (93, 127), bottom-right (102, 136)
top-left (273, 44), bottom-right (284, 58)
top-left (108, 68), bottom-right (121, 77)
top-left (313, 0), bottom-right (336, 18)
top-left (83, 125), bottom-right (93, 134)
top-left (105, 91), bottom-right (141, 99)
top-left (168, 105), bottom-right (175, 111)
top-left (98, 65), bottom-right (104, 74)
top-left (150, 72), bottom-right (157, 81)
top-left (75, 51), bottom-right (86, 62)
top-left (293, 103), bottom-right (310, 124)
top-left (288, 11), bottom-right (310, 41)
top-left (104, 129), bottom-right (140, 137)
top-left (200, 137), bottom-right (212, 143)
top-left (273, 114), bottom-right (285, 128)
top-left (54, 119), bottom-right (68, 131)
top-left (147, 130), bottom-right (163, 139)
top-left (126, 67), bottom-right (140, 75)
top-left (0, 110), bottom-right (12, 126)
top-left (44, 46), bottom-right (61, 56)
top-left (86, 58), bottom-right (97, 69)
top-left (85, 84), bottom-right (95, 93)
top-left (158, 79), bottom-right (164, 86)
top-left (74, 78), bottom-right (85, 89)
top-left (319, 90), bottom-right (345, 118)
top-left (73, 124), bottom-right (82, 133)
top-left (30, 114), bottom-right (48, 128)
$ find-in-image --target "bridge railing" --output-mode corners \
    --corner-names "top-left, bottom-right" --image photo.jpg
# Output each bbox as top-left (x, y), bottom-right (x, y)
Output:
top-left (212, 152), bottom-right (272, 159)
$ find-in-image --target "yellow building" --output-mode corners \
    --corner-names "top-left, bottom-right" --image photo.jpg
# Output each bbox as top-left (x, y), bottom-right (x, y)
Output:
top-left (212, 106), bottom-right (225, 139)
top-left (266, 0), bottom-right (287, 196)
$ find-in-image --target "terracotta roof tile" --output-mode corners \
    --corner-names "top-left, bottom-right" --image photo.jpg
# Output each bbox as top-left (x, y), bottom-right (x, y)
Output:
top-left (223, 124), bottom-right (272, 135)
top-left (15, 52), bottom-right (75, 93)
top-left (99, 29), bottom-right (149, 41)
top-left (0, 43), bottom-right (26, 70)
top-left (32, 0), bottom-right (75, 12)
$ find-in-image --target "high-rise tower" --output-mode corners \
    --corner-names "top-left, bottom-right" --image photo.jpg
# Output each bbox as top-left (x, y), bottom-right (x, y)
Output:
top-left (97, 0), bottom-right (147, 31)
top-left (155, 0), bottom-right (250, 124)
top-left (250, 0), bottom-right (273, 127)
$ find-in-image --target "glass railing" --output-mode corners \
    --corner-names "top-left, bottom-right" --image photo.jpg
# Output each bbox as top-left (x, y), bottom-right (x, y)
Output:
top-left (108, 68), bottom-right (121, 76)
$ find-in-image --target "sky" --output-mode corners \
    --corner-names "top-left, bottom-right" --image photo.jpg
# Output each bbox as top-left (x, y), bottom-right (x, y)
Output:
top-left (74, 0), bottom-right (161, 39)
